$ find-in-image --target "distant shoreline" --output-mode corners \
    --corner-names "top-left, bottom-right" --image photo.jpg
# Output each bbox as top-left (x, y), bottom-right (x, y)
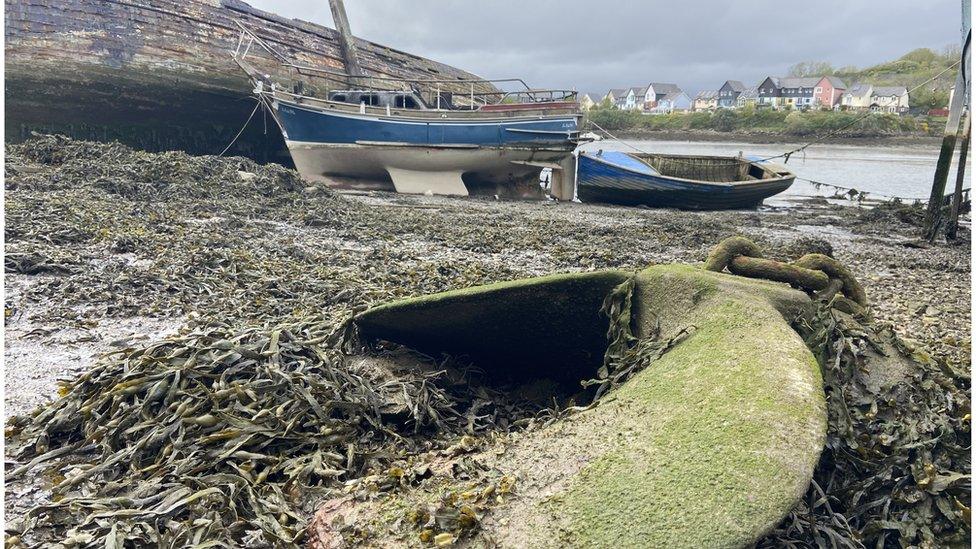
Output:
top-left (603, 129), bottom-right (942, 147)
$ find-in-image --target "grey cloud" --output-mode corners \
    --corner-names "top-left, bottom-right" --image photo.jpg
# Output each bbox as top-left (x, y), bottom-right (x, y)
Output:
top-left (248, 0), bottom-right (961, 96)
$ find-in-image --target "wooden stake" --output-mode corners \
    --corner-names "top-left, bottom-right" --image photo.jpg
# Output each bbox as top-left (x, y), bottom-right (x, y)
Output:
top-left (924, 58), bottom-right (967, 239)
top-left (946, 113), bottom-right (971, 240)
top-left (924, 0), bottom-right (970, 239)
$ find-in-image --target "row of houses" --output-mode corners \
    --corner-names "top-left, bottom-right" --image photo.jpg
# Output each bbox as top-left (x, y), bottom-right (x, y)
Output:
top-left (579, 83), bottom-right (693, 114)
top-left (694, 77), bottom-right (910, 114)
top-left (582, 76), bottom-right (911, 115)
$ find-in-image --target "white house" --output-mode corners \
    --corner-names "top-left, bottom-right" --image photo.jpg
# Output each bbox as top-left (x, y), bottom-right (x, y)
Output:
top-left (606, 87), bottom-right (637, 110)
top-left (840, 83), bottom-right (909, 114)
top-left (869, 86), bottom-right (909, 114)
top-left (624, 86), bottom-right (649, 110)
top-left (603, 83), bottom-right (691, 113)
top-left (604, 86), bottom-right (653, 110)
top-left (646, 83), bottom-right (691, 114)
top-left (840, 83), bottom-right (873, 110)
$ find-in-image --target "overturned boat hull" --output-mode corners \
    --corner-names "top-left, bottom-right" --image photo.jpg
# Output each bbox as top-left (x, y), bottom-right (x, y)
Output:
top-left (578, 150), bottom-right (795, 209)
top-left (350, 264), bottom-right (827, 547)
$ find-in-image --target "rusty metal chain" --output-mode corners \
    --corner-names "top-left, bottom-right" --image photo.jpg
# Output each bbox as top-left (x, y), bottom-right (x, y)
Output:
top-left (704, 236), bottom-right (868, 313)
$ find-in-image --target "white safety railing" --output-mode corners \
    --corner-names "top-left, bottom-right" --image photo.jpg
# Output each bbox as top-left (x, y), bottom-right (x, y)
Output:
top-left (231, 22), bottom-right (578, 110)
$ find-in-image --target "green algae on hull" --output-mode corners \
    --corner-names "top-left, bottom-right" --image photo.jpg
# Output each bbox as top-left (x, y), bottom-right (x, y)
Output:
top-left (353, 264), bottom-right (827, 548)
top-left (536, 265), bottom-right (825, 548)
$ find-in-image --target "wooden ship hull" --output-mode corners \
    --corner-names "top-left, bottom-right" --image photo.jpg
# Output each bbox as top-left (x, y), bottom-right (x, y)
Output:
top-left (266, 93), bottom-right (580, 196)
top-left (577, 150), bottom-right (796, 210)
top-left (4, 0), bottom-right (498, 161)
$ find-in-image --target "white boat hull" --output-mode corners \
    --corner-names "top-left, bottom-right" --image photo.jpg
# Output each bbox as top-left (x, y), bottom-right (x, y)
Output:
top-left (286, 141), bottom-right (576, 198)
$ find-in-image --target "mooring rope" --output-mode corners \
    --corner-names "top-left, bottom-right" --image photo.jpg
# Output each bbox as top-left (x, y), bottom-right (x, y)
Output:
top-left (587, 120), bottom-right (665, 157)
top-left (794, 177), bottom-right (931, 203)
top-left (218, 99), bottom-right (263, 157)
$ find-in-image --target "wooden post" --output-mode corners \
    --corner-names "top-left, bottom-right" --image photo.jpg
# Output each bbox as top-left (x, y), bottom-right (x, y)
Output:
top-left (924, 54), bottom-right (968, 238)
top-left (924, 1), bottom-right (970, 239)
top-left (946, 113), bottom-right (971, 240)
top-left (328, 0), bottom-right (365, 79)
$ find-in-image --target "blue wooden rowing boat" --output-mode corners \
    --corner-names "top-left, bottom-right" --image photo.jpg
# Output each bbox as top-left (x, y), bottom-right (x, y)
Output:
top-left (577, 150), bottom-right (796, 210)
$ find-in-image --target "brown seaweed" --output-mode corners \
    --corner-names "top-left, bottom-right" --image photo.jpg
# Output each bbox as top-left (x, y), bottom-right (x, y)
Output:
top-left (4, 135), bottom-right (971, 547)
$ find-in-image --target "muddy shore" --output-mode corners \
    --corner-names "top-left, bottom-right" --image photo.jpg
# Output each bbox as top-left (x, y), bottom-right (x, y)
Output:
top-left (6, 190), bottom-right (970, 419)
top-left (4, 136), bottom-right (970, 545)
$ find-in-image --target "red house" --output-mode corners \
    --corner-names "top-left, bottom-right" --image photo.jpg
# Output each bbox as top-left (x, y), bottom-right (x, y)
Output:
top-left (813, 76), bottom-right (846, 108)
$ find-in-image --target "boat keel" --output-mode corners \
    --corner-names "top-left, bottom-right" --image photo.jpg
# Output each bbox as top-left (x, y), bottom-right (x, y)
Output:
top-left (386, 167), bottom-right (469, 196)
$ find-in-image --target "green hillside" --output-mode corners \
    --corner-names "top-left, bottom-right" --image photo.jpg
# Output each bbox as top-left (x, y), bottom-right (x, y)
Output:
top-left (790, 46), bottom-right (960, 110)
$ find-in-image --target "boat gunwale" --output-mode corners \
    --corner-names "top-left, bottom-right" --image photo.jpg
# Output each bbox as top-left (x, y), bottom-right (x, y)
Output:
top-left (284, 140), bottom-right (578, 153)
top-left (270, 91), bottom-right (582, 123)
top-left (579, 151), bottom-right (795, 188)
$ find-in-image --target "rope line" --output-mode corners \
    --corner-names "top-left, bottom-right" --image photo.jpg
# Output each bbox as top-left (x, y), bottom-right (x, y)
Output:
top-left (586, 120), bottom-right (742, 168)
top-left (218, 99), bottom-right (262, 157)
top-left (587, 120), bottom-right (668, 157)
top-left (795, 177), bottom-right (928, 202)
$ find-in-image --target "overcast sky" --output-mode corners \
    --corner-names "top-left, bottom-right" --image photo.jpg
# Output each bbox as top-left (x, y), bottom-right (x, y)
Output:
top-left (249, 1), bottom-right (963, 97)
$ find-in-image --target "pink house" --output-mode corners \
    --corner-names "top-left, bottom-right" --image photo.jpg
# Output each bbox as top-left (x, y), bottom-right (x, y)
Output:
top-left (813, 76), bottom-right (847, 108)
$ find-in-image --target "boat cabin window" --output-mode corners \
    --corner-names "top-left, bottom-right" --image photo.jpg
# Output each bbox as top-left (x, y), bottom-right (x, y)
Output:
top-left (433, 92), bottom-right (455, 110)
top-left (327, 90), bottom-right (426, 109)
top-left (394, 95), bottom-right (419, 109)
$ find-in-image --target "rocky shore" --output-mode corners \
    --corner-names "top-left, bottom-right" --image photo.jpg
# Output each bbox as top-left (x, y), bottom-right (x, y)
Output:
top-left (4, 136), bottom-right (970, 546)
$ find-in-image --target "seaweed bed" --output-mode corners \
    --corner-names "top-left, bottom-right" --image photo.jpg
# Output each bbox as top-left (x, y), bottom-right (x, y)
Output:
top-left (3, 135), bottom-right (972, 547)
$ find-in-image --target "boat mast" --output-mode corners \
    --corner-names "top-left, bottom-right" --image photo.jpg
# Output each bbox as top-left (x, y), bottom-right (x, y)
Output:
top-left (328, 0), bottom-right (366, 82)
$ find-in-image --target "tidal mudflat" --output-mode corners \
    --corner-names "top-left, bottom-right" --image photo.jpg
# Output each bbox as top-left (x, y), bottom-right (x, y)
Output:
top-left (4, 136), bottom-right (969, 547)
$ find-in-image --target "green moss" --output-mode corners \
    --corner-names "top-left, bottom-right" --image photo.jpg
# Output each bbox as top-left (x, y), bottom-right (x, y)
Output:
top-left (531, 265), bottom-right (825, 548)
top-left (355, 264), bottom-right (826, 548)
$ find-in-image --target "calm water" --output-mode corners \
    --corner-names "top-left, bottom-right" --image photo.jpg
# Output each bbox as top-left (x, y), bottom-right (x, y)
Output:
top-left (578, 139), bottom-right (972, 201)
